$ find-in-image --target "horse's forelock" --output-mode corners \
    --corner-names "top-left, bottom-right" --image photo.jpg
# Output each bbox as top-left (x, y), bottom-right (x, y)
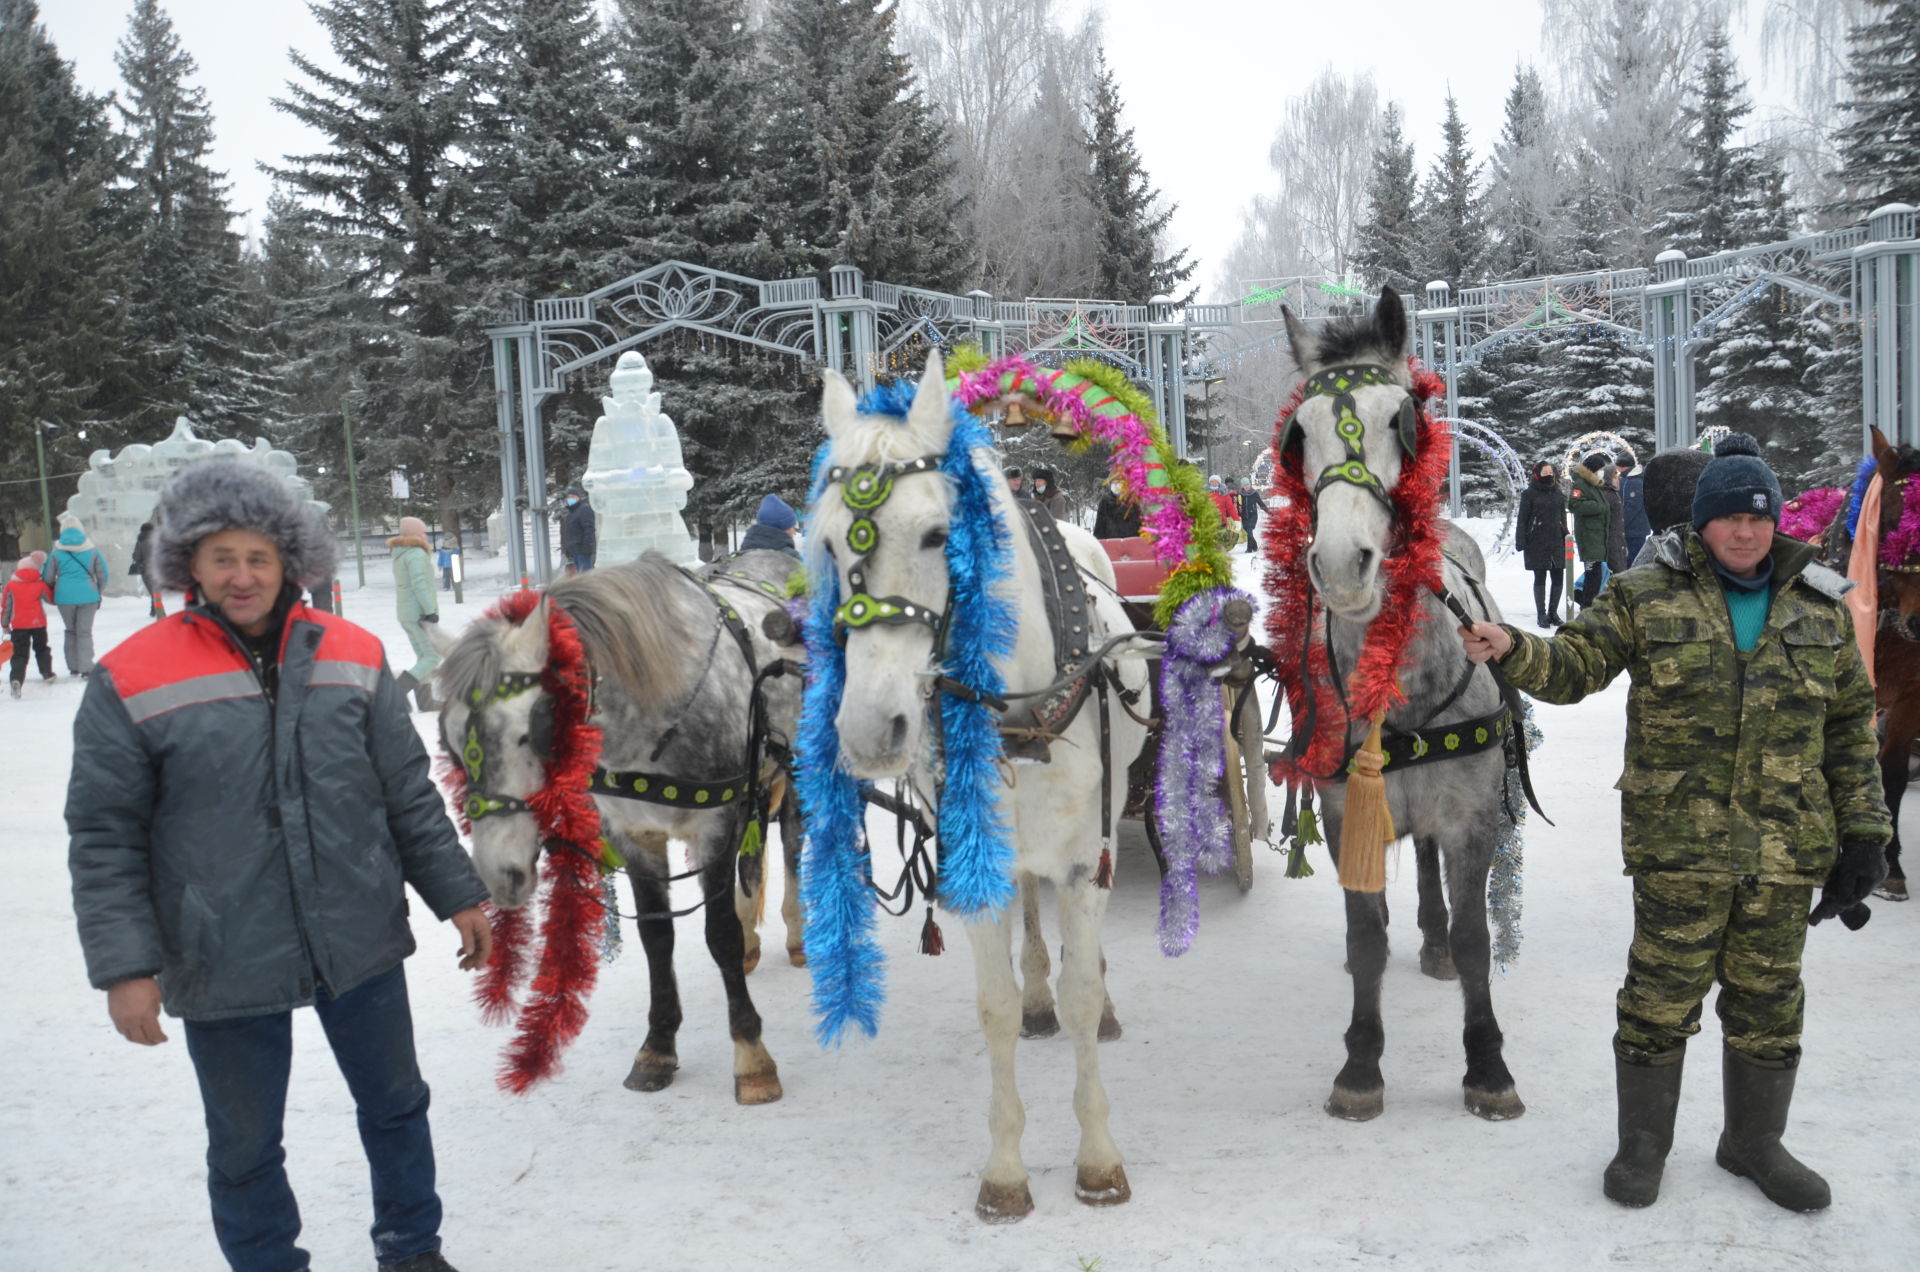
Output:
top-left (436, 616), bottom-right (509, 714)
top-left (1297, 311), bottom-right (1412, 380)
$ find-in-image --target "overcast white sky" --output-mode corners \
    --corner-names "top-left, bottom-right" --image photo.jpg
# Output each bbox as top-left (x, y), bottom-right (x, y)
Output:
top-left (37, 0), bottom-right (1785, 301)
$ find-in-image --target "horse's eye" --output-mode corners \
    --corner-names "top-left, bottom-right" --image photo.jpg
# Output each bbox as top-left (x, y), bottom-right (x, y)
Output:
top-left (921, 527), bottom-right (949, 552)
top-left (528, 698), bottom-right (556, 760)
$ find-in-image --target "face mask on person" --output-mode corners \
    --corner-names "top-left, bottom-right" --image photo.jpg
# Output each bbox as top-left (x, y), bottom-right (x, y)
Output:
top-left (565, 495), bottom-right (578, 507)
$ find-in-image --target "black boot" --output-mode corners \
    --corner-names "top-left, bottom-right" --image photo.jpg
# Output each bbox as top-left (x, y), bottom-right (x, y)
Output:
top-left (396, 670), bottom-right (418, 700)
top-left (1716, 1048), bottom-right (1831, 1211)
top-left (1603, 1045), bottom-right (1685, 1207)
top-left (379, 1253), bottom-right (459, 1272)
top-left (413, 678), bottom-right (438, 713)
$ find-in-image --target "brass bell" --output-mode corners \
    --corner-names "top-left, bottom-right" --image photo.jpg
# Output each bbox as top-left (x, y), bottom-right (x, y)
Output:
top-left (1002, 399), bottom-right (1029, 430)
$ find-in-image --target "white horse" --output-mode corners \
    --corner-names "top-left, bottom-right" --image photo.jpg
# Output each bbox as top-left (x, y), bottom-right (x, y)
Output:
top-left (807, 355), bottom-right (1151, 1221)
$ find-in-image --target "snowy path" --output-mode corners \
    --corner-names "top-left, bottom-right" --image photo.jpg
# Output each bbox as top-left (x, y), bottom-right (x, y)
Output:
top-left (4, 531), bottom-right (1917, 1270)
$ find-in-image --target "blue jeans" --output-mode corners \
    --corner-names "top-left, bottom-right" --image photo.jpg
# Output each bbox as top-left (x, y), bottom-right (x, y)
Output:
top-left (567, 552), bottom-right (593, 573)
top-left (183, 964), bottom-right (442, 1271)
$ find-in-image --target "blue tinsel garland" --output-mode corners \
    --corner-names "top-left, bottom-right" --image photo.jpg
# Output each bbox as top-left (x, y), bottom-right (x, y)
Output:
top-left (1844, 457), bottom-right (1877, 539)
top-left (796, 380), bottom-right (1014, 1045)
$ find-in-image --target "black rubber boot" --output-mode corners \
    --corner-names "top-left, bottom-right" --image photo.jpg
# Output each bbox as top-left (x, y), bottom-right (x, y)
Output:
top-left (413, 678), bottom-right (438, 713)
top-left (395, 670), bottom-right (418, 699)
top-left (1603, 1045), bottom-right (1685, 1207)
top-left (379, 1253), bottom-right (459, 1272)
top-left (1716, 1048), bottom-right (1831, 1211)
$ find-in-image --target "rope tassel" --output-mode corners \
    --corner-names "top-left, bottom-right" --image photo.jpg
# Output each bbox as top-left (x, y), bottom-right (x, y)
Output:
top-left (1338, 712), bottom-right (1395, 893)
top-left (919, 906), bottom-right (945, 956)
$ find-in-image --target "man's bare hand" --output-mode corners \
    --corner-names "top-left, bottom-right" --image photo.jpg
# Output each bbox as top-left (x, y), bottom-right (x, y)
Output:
top-left (107, 977), bottom-right (167, 1046)
top-left (451, 906), bottom-right (493, 972)
top-left (1460, 620), bottom-right (1513, 665)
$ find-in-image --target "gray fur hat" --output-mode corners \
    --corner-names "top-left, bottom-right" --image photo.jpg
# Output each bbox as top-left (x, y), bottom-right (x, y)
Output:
top-left (152, 459), bottom-right (338, 591)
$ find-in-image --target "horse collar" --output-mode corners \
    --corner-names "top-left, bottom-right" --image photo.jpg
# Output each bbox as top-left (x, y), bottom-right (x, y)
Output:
top-left (826, 454), bottom-right (948, 645)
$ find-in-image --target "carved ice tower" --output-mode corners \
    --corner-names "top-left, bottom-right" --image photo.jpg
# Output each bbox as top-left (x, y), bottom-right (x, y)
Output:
top-left (583, 351), bottom-right (697, 566)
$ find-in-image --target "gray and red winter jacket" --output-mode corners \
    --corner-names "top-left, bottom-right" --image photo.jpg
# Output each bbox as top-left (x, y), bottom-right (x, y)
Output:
top-left (66, 596), bottom-right (486, 1020)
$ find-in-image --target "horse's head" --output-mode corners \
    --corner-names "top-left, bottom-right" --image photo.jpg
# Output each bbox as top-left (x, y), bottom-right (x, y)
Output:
top-left (1279, 287), bottom-right (1418, 622)
top-left (436, 600), bottom-right (557, 908)
top-left (810, 355), bottom-right (961, 779)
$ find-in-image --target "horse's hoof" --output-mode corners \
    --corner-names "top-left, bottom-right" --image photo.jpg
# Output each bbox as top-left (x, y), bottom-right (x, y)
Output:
top-left (1098, 1008), bottom-right (1123, 1042)
top-left (1326, 1085), bottom-right (1384, 1121)
top-left (1420, 946), bottom-right (1458, 980)
top-left (974, 1178), bottom-right (1034, 1223)
top-left (1075, 1163), bottom-right (1131, 1206)
top-left (734, 1072), bottom-right (783, 1105)
top-left (623, 1053), bottom-right (678, 1092)
top-left (742, 946), bottom-right (761, 975)
top-left (1021, 1009), bottom-right (1060, 1039)
top-left (787, 946), bottom-right (808, 966)
top-left (1874, 877), bottom-right (1908, 902)
top-left (1466, 1086), bottom-right (1527, 1120)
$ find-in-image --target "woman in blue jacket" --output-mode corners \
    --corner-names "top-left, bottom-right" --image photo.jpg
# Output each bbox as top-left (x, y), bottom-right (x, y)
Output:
top-left (43, 522), bottom-right (108, 675)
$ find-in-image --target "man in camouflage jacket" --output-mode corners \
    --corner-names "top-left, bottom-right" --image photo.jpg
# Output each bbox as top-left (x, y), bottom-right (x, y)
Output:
top-left (1459, 433), bottom-right (1888, 1214)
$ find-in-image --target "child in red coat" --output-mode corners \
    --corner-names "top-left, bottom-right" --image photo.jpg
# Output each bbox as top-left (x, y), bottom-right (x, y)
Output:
top-left (4, 551), bottom-right (57, 695)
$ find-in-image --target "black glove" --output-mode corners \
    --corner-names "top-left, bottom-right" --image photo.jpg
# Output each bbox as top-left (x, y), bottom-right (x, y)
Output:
top-left (419, 612), bottom-right (438, 624)
top-left (1809, 840), bottom-right (1888, 926)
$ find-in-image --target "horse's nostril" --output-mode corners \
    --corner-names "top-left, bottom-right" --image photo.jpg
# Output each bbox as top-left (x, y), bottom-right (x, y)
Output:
top-left (888, 713), bottom-right (909, 752)
top-left (1357, 547), bottom-right (1376, 574)
top-left (501, 865), bottom-right (527, 898)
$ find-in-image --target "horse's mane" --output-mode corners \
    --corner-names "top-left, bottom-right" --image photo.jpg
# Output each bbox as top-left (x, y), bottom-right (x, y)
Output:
top-left (1302, 311), bottom-right (1410, 378)
top-left (437, 614), bottom-right (508, 713)
top-left (544, 554), bottom-right (694, 713)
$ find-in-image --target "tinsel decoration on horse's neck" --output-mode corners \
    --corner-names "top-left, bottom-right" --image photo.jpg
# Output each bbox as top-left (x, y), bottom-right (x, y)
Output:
top-left (434, 588), bottom-right (606, 1093)
top-left (1263, 357), bottom-right (1451, 787)
top-left (797, 379), bottom-right (1015, 1046)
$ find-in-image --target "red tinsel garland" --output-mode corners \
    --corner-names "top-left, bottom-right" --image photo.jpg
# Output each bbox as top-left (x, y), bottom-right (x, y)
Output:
top-left (1262, 359), bottom-right (1452, 787)
top-left (434, 587), bottom-right (606, 1093)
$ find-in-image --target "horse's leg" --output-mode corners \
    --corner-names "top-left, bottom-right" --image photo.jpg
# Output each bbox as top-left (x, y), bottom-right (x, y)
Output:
top-left (1058, 874), bottom-right (1129, 1206)
top-left (1415, 835), bottom-right (1457, 980)
top-left (1326, 805), bottom-right (1390, 1120)
top-left (778, 796), bottom-right (807, 963)
top-left (736, 835), bottom-right (766, 975)
top-left (1878, 700), bottom-right (1918, 899)
top-left (697, 834), bottom-right (781, 1105)
top-left (1445, 837), bottom-right (1524, 1120)
top-left (1018, 876), bottom-right (1059, 1038)
top-left (622, 831), bottom-right (682, 1093)
top-left (965, 911), bottom-right (1032, 1222)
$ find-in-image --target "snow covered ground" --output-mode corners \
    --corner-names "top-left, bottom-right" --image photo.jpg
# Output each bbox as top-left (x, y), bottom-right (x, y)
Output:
top-left (5, 525), bottom-right (1918, 1271)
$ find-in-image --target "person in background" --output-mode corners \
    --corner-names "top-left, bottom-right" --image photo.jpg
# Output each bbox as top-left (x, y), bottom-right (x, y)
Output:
top-left (1604, 460), bottom-right (1630, 580)
top-left (388, 516), bottom-right (440, 712)
top-left (436, 536), bottom-right (460, 591)
top-left (43, 521), bottom-right (108, 677)
top-left (1569, 451), bottom-right (1613, 608)
top-left (4, 549), bottom-right (56, 695)
top-left (1518, 460), bottom-right (1570, 627)
top-left (1004, 465), bottom-right (1032, 499)
top-left (560, 482), bottom-right (596, 573)
top-left (1620, 452), bottom-right (1651, 564)
top-left (67, 459), bottom-right (491, 1272)
top-left (1092, 479), bottom-right (1141, 539)
top-left (1458, 433), bottom-right (1887, 1214)
top-left (739, 494), bottom-right (801, 558)
top-left (131, 520), bottom-right (163, 618)
top-left (1237, 477), bottom-right (1267, 553)
top-left (1631, 448), bottom-right (1716, 566)
top-left (1206, 474), bottom-right (1238, 529)
top-left (1030, 468), bottom-right (1068, 519)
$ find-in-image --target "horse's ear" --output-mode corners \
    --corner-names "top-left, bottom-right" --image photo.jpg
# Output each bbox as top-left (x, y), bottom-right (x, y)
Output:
top-left (507, 596), bottom-right (552, 664)
top-left (1374, 286), bottom-right (1409, 358)
top-left (1871, 425), bottom-right (1898, 474)
top-left (821, 368), bottom-right (859, 442)
top-left (1282, 305), bottom-right (1317, 373)
top-left (906, 351), bottom-right (955, 447)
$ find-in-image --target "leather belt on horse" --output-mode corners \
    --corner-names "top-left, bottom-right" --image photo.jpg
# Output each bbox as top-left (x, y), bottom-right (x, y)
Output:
top-left (1373, 705), bottom-right (1513, 774)
top-left (589, 764), bottom-right (751, 809)
top-left (998, 499), bottom-right (1098, 760)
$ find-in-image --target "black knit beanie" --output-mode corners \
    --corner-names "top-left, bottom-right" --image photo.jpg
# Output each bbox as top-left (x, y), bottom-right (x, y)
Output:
top-left (1691, 433), bottom-right (1782, 528)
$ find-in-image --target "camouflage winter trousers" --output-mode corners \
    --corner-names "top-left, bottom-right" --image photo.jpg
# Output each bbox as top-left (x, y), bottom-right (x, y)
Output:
top-left (1614, 872), bottom-right (1813, 1064)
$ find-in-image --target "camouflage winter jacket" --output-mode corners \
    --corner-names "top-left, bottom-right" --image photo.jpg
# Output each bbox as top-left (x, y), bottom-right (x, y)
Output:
top-left (1498, 529), bottom-right (1890, 882)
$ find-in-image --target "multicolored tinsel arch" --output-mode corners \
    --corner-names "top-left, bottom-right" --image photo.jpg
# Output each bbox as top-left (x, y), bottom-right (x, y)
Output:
top-left (947, 353), bottom-right (1234, 626)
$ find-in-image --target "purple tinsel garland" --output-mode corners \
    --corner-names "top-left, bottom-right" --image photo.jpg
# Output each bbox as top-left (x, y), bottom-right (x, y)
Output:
top-left (1155, 586), bottom-right (1254, 955)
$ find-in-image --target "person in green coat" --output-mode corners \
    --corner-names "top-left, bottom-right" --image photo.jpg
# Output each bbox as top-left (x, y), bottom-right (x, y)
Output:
top-left (1458, 434), bottom-right (1889, 1213)
top-left (1569, 452), bottom-right (1612, 608)
top-left (388, 516), bottom-right (439, 711)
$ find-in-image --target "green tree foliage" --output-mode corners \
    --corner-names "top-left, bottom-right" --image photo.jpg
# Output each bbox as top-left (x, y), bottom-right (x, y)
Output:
top-left (0, 0), bottom-right (139, 545)
top-left (1482, 66), bottom-right (1560, 279)
top-left (114, 0), bottom-right (273, 433)
top-left (1829, 0), bottom-right (1920, 217)
top-left (1351, 102), bottom-right (1420, 294)
top-left (1411, 94), bottom-right (1487, 289)
top-left (1083, 50), bottom-right (1195, 305)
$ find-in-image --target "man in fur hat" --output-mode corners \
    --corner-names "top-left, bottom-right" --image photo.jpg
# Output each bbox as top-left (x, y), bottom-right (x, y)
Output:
top-left (66, 459), bottom-right (491, 1272)
top-left (1458, 433), bottom-right (1888, 1214)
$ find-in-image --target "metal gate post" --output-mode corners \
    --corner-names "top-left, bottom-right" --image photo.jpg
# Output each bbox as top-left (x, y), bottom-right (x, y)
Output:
top-left (1857, 204), bottom-right (1920, 449)
top-left (491, 335), bottom-right (526, 585)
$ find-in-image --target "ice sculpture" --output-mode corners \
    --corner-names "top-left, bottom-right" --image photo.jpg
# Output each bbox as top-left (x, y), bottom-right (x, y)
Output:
top-left (62, 417), bottom-right (326, 597)
top-left (582, 351), bottom-right (696, 566)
